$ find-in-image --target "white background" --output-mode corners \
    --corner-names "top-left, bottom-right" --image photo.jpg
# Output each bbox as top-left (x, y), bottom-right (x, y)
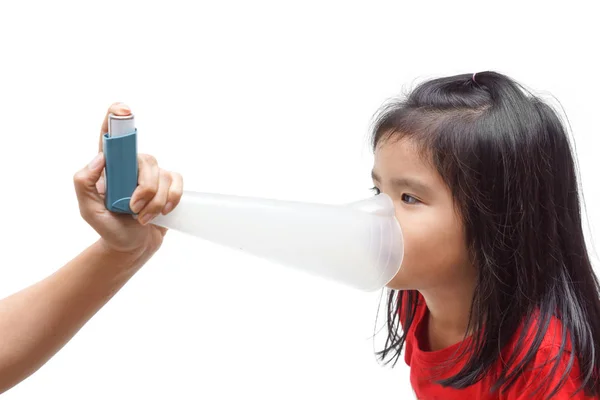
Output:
top-left (0, 1), bottom-right (598, 399)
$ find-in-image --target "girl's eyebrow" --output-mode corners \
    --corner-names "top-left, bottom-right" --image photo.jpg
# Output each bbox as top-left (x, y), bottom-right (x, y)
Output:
top-left (371, 170), bottom-right (433, 196)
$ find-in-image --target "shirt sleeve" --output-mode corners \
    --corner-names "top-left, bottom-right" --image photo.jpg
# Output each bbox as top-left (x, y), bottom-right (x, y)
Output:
top-left (505, 345), bottom-right (596, 400)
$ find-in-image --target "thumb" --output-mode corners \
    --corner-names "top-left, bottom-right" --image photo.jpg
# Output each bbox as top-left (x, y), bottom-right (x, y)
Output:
top-left (73, 152), bottom-right (106, 210)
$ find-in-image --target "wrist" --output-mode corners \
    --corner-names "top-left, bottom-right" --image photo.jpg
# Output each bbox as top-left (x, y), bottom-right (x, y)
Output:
top-left (94, 239), bottom-right (148, 273)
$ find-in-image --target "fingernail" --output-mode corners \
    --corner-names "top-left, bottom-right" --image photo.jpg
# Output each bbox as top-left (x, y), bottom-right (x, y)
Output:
top-left (141, 213), bottom-right (156, 225)
top-left (88, 153), bottom-right (103, 169)
top-left (163, 202), bottom-right (173, 214)
top-left (131, 200), bottom-right (146, 213)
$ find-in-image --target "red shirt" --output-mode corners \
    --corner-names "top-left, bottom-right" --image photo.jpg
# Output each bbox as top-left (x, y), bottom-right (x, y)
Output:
top-left (402, 293), bottom-right (597, 399)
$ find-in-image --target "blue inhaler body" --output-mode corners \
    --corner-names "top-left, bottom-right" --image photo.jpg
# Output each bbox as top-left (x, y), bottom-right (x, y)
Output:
top-left (103, 113), bottom-right (138, 214)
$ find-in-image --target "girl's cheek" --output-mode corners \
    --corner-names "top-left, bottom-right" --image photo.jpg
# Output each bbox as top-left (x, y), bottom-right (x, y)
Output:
top-left (396, 208), bottom-right (444, 259)
top-left (387, 211), bottom-right (440, 289)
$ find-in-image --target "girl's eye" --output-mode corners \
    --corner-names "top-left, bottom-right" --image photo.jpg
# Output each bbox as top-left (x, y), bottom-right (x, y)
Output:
top-left (370, 186), bottom-right (381, 196)
top-left (401, 193), bottom-right (420, 205)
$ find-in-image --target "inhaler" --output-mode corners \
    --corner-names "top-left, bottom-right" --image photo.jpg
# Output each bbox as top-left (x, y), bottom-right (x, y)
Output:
top-left (103, 113), bottom-right (404, 291)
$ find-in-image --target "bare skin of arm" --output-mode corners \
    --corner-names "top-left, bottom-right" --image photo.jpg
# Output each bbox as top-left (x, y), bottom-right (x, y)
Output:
top-left (0, 240), bottom-right (147, 393)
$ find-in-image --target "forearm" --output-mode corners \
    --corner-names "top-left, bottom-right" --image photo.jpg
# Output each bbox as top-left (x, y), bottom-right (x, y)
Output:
top-left (0, 239), bottom-right (147, 393)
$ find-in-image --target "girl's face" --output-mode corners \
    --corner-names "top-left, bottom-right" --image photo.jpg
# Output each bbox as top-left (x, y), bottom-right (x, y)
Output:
top-left (372, 138), bottom-right (472, 290)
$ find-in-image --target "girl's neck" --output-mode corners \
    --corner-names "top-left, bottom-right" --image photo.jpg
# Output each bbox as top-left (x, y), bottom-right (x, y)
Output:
top-left (419, 276), bottom-right (477, 351)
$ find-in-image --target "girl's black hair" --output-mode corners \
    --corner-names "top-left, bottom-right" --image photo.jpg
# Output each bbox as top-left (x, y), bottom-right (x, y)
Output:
top-left (371, 71), bottom-right (600, 398)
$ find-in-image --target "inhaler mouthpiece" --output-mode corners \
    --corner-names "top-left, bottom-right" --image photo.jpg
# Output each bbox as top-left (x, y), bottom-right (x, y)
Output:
top-left (151, 192), bottom-right (403, 291)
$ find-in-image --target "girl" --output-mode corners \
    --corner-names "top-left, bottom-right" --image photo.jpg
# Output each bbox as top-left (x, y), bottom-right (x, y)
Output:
top-left (0, 103), bottom-right (183, 394)
top-left (371, 71), bottom-right (600, 399)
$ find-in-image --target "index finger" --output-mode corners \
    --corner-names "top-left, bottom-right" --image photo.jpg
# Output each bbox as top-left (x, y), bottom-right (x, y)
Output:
top-left (98, 102), bottom-right (132, 152)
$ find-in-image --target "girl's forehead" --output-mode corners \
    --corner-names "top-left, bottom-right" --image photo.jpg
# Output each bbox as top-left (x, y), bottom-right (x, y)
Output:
top-left (373, 139), bottom-right (434, 179)
top-left (373, 138), bottom-right (453, 201)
